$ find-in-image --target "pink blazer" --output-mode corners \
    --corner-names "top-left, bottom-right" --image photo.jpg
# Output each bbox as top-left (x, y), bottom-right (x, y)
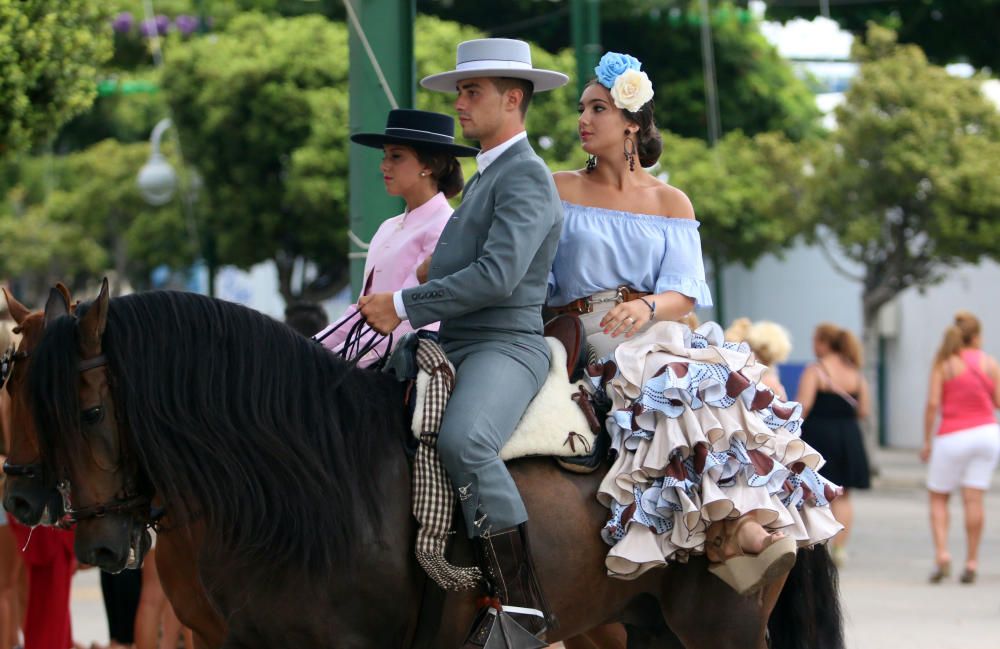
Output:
top-left (316, 192), bottom-right (452, 365)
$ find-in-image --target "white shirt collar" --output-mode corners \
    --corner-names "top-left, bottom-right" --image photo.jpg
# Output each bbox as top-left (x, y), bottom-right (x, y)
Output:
top-left (475, 131), bottom-right (527, 174)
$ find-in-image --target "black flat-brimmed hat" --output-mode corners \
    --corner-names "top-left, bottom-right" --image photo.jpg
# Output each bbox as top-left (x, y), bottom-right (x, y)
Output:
top-left (350, 109), bottom-right (479, 157)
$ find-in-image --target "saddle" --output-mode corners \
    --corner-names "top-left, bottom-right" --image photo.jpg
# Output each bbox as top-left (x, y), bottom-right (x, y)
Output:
top-left (385, 323), bottom-right (609, 472)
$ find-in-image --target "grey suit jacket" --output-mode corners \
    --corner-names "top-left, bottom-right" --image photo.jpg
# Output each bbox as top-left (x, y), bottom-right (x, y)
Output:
top-left (401, 137), bottom-right (563, 347)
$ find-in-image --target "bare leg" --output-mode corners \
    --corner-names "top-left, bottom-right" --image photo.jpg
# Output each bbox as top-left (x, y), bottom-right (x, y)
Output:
top-left (134, 549), bottom-right (167, 649)
top-left (830, 491), bottom-right (853, 550)
top-left (960, 487), bottom-right (985, 573)
top-left (929, 490), bottom-right (951, 567)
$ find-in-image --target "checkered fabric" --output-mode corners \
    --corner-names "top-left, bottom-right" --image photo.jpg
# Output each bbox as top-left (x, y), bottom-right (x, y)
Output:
top-left (413, 339), bottom-right (483, 591)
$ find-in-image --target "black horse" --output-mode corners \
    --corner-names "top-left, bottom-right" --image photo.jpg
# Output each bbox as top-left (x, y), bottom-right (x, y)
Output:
top-left (29, 284), bottom-right (843, 649)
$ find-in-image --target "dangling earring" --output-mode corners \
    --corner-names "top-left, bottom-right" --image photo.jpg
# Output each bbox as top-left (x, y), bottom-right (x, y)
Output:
top-left (586, 155), bottom-right (597, 173)
top-left (623, 131), bottom-right (636, 172)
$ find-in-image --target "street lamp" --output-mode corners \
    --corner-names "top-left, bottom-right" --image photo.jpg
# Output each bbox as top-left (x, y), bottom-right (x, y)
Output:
top-left (137, 118), bottom-right (177, 205)
top-left (136, 118), bottom-right (215, 296)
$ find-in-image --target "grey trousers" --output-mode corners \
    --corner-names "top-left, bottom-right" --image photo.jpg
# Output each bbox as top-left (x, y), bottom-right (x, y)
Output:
top-left (437, 338), bottom-right (550, 538)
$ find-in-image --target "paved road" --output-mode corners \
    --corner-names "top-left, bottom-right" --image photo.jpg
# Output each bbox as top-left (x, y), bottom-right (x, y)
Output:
top-left (70, 449), bottom-right (998, 648)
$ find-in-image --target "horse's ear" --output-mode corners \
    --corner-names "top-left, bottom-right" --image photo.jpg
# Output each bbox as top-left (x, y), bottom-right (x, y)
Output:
top-left (55, 283), bottom-right (73, 310)
top-left (43, 286), bottom-right (71, 328)
top-left (2, 288), bottom-right (30, 326)
top-left (78, 278), bottom-right (110, 358)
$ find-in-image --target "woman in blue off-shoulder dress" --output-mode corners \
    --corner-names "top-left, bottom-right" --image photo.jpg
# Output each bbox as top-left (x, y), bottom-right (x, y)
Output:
top-left (548, 52), bottom-right (843, 598)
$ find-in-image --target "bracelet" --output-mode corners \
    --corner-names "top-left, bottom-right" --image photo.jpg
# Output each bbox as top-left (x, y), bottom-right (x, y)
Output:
top-left (639, 296), bottom-right (656, 320)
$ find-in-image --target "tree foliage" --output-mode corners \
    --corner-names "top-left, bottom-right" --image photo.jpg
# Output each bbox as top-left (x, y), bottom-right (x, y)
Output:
top-left (160, 12), bottom-right (350, 302)
top-left (0, 140), bottom-right (195, 297)
top-left (418, 0), bottom-right (822, 141)
top-left (810, 25), bottom-right (1000, 326)
top-left (659, 129), bottom-right (812, 268)
top-left (763, 0), bottom-right (1000, 71)
top-left (0, 0), bottom-right (114, 156)
top-left (160, 13), bottom-right (582, 302)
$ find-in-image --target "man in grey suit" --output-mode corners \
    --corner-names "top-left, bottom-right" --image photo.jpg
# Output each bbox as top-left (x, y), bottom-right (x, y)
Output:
top-left (359, 39), bottom-right (566, 643)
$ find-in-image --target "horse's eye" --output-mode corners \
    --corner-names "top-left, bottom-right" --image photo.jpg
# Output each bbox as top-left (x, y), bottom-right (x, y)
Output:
top-left (82, 407), bottom-right (104, 426)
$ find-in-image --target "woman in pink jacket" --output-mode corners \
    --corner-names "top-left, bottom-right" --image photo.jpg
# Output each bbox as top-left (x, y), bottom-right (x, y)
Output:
top-left (315, 109), bottom-right (478, 364)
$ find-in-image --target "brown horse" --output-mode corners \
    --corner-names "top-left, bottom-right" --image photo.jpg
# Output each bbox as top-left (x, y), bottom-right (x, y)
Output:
top-left (29, 283), bottom-right (842, 649)
top-left (3, 287), bottom-right (609, 649)
top-left (2, 285), bottom-right (71, 526)
top-left (1, 288), bottom-right (227, 649)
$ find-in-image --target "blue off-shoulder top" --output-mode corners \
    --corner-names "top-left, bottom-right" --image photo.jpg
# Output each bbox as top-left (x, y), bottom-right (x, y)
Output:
top-left (547, 201), bottom-right (714, 308)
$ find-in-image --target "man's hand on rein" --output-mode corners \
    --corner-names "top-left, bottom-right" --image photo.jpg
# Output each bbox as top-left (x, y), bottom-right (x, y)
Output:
top-left (358, 292), bottom-right (402, 335)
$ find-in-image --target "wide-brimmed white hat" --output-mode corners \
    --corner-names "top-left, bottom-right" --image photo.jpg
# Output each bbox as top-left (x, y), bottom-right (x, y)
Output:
top-left (421, 38), bottom-right (569, 93)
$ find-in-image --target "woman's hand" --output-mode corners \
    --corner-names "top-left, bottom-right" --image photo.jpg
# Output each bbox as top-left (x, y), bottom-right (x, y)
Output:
top-left (416, 256), bottom-right (431, 284)
top-left (600, 300), bottom-right (654, 338)
top-left (920, 443), bottom-right (932, 463)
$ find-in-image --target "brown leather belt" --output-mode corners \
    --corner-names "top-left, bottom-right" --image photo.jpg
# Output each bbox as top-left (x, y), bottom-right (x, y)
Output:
top-left (549, 286), bottom-right (651, 315)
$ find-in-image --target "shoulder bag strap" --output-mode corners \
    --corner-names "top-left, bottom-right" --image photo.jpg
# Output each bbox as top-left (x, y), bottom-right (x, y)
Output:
top-left (814, 360), bottom-right (860, 411)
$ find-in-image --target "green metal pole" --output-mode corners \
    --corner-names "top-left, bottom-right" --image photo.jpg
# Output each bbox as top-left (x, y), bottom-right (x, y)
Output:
top-left (878, 334), bottom-right (887, 446)
top-left (571, 0), bottom-right (601, 99)
top-left (348, 0), bottom-right (414, 299)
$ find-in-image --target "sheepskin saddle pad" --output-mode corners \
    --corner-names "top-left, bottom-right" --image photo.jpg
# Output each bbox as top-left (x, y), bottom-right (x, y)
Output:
top-left (410, 338), bottom-right (598, 460)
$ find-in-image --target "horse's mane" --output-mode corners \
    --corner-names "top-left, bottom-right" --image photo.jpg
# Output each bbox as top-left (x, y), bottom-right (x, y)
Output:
top-left (31, 291), bottom-right (406, 573)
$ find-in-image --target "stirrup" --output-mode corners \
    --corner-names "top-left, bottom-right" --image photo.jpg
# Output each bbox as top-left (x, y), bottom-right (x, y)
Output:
top-left (460, 604), bottom-right (547, 649)
top-left (706, 517), bottom-right (797, 595)
top-left (462, 524), bottom-right (550, 646)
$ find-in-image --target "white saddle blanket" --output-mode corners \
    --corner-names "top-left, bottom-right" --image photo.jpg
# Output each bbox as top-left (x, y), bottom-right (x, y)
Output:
top-left (411, 338), bottom-right (597, 460)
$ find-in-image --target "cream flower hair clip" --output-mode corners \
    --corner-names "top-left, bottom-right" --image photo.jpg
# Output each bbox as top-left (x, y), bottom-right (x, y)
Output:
top-left (594, 51), bottom-right (654, 112)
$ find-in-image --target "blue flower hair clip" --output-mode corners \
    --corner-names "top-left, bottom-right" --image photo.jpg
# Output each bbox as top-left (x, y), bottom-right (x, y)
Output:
top-left (594, 52), bottom-right (642, 88)
top-left (593, 52), bottom-right (654, 112)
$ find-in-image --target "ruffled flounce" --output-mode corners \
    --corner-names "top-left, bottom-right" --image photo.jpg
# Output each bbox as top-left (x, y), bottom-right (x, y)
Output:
top-left (590, 321), bottom-right (844, 579)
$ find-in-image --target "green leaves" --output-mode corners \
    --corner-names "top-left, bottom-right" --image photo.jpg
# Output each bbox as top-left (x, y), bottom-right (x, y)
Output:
top-left (159, 12), bottom-right (350, 290)
top-left (659, 129), bottom-right (812, 267)
top-left (420, 0), bottom-right (823, 143)
top-left (157, 13), bottom-right (586, 301)
top-left (809, 25), bottom-right (1000, 318)
top-left (0, 0), bottom-right (114, 156)
top-left (764, 0), bottom-right (1000, 71)
top-left (0, 140), bottom-right (195, 285)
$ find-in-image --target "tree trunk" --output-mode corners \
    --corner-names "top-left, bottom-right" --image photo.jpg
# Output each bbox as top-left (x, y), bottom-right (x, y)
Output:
top-left (112, 231), bottom-right (128, 298)
top-left (861, 312), bottom-right (882, 476)
top-left (276, 253), bottom-right (296, 307)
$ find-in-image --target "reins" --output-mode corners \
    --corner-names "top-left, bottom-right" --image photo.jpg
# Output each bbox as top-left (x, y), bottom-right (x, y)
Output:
top-left (313, 307), bottom-right (393, 371)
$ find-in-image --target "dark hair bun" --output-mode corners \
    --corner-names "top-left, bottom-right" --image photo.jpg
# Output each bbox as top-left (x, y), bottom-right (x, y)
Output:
top-left (437, 157), bottom-right (464, 199)
top-left (637, 123), bottom-right (662, 168)
top-left (416, 149), bottom-right (465, 199)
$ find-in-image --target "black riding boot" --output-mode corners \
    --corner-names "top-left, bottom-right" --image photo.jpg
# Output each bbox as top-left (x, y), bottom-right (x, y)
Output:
top-left (461, 524), bottom-right (549, 649)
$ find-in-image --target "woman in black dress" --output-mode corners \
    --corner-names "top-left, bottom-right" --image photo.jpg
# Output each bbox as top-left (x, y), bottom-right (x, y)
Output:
top-left (796, 323), bottom-right (871, 566)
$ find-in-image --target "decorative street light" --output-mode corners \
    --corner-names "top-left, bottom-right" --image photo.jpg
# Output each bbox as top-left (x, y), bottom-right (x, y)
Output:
top-left (137, 118), bottom-right (177, 205)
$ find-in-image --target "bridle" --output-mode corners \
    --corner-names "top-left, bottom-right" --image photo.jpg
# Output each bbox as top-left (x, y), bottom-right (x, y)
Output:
top-left (56, 351), bottom-right (158, 528)
top-left (1, 343), bottom-right (44, 480)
